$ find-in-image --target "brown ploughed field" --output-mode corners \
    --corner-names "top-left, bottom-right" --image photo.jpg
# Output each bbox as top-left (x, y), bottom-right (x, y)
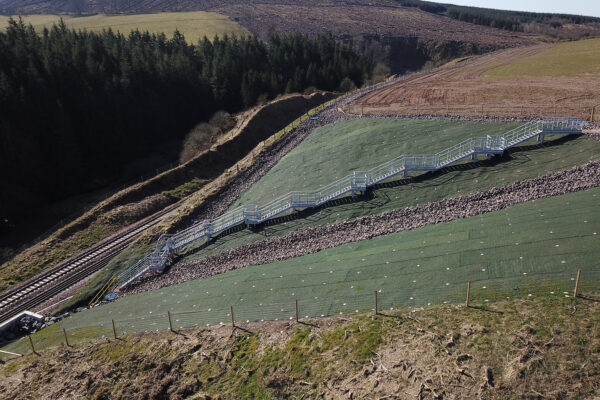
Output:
top-left (352, 40), bottom-right (600, 120)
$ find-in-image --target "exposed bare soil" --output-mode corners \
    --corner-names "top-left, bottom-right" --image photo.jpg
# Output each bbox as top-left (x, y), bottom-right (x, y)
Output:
top-left (352, 44), bottom-right (600, 118)
top-left (1, 299), bottom-right (598, 399)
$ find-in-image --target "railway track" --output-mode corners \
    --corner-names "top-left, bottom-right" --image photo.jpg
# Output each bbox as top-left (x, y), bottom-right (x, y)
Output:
top-left (0, 202), bottom-right (181, 324)
top-left (0, 91), bottom-right (346, 326)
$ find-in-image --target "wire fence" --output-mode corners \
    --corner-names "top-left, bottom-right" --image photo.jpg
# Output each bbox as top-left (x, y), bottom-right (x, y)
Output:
top-left (2, 269), bottom-right (598, 358)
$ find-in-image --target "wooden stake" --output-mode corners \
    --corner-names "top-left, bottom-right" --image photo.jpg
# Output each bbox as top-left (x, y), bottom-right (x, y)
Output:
top-left (167, 311), bottom-right (173, 332)
top-left (295, 299), bottom-right (299, 323)
top-left (63, 328), bottom-right (70, 347)
top-left (112, 319), bottom-right (118, 339)
top-left (574, 269), bottom-right (582, 298)
top-left (466, 281), bottom-right (472, 308)
top-left (230, 305), bottom-right (235, 328)
top-left (481, 104), bottom-right (484, 115)
top-left (374, 290), bottom-right (378, 315)
top-left (28, 335), bottom-right (36, 355)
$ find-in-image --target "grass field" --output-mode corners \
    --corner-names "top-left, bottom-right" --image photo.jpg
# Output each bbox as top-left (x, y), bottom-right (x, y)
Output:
top-left (0, 12), bottom-right (250, 43)
top-left (486, 38), bottom-right (600, 78)
top-left (5, 186), bottom-right (597, 355)
top-left (174, 119), bottom-right (600, 263)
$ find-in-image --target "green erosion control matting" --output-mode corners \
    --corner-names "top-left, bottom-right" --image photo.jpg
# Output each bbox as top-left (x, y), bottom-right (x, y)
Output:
top-left (234, 119), bottom-right (522, 207)
top-left (177, 119), bottom-right (600, 264)
top-left (14, 187), bottom-right (591, 349)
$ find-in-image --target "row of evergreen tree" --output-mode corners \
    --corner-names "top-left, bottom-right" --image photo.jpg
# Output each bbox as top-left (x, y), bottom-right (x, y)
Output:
top-left (0, 19), bottom-right (371, 225)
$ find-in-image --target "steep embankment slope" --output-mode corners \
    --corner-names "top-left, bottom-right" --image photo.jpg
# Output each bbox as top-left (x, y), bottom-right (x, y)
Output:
top-left (40, 182), bottom-right (599, 336)
top-left (158, 118), bottom-right (599, 269)
top-left (0, 93), bottom-right (334, 295)
top-left (125, 166), bottom-right (600, 297)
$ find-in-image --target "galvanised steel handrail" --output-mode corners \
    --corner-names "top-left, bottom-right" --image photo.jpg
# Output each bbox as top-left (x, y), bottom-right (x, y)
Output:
top-left (116, 117), bottom-right (583, 289)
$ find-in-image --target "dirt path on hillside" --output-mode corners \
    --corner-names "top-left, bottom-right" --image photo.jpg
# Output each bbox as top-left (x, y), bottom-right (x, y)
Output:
top-left (125, 158), bottom-right (600, 295)
top-left (353, 44), bottom-right (600, 119)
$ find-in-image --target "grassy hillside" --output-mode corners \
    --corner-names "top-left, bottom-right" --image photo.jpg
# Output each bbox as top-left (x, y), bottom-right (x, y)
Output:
top-left (0, 12), bottom-right (250, 42)
top-left (2, 298), bottom-right (599, 399)
top-left (5, 186), bottom-right (594, 355)
top-left (486, 38), bottom-right (600, 78)
top-left (172, 120), bottom-right (600, 263)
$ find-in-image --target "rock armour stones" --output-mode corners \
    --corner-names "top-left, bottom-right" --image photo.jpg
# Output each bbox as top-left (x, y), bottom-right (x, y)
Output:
top-left (124, 159), bottom-right (600, 295)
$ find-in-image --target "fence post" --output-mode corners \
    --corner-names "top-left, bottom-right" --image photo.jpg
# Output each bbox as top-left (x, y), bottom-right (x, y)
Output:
top-left (574, 269), bottom-right (582, 298)
top-left (167, 311), bottom-right (174, 332)
top-left (295, 299), bottom-right (299, 323)
top-left (63, 328), bottom-right (70, 347)
top-left (230, 305), bottom-right (235, 328)
top-left (466, 281), bottom-right (471, 308)
top-left (28, 335), bottom-right (37, 355)
top-left (112, 319), bottom-right (118, 339)
top-left (374, 290), bottom-right (378, 315)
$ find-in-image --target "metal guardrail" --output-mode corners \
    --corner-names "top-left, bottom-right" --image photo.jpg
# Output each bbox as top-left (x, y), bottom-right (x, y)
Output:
top-left (116, 117), bottom-right (583, 290)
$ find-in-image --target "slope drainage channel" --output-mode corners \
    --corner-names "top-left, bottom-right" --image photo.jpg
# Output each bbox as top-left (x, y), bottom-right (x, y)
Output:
top-left (116, 118), bottom-right (584, 291)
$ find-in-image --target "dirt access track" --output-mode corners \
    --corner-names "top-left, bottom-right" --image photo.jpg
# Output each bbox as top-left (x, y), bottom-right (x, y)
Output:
top-left (352, 42), bottom-right (600, 119)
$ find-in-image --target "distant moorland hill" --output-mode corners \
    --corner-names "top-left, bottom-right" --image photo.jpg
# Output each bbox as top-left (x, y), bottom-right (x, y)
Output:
top-left (3, 0), bottom-right (599, 75)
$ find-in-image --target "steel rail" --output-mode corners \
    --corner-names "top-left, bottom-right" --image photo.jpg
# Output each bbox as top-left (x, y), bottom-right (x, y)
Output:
top-left (0, 83), bottom-right (390, 324)
top-left (0, 199), bottom-right (185, 324)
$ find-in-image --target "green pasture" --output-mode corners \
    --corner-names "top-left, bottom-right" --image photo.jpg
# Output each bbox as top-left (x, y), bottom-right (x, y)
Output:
top-left (0, 12), bottom-right (249, 43)
top-left (5, 187), bottom-right (597, 355)
top-left (178, 119), bottom-right (600, 263)
top-left (486, 38), bottom-right (600, 78)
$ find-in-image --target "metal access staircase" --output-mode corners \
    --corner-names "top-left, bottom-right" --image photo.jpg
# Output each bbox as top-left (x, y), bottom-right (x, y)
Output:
top-left (116, 117), bottom-right (583, 290)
